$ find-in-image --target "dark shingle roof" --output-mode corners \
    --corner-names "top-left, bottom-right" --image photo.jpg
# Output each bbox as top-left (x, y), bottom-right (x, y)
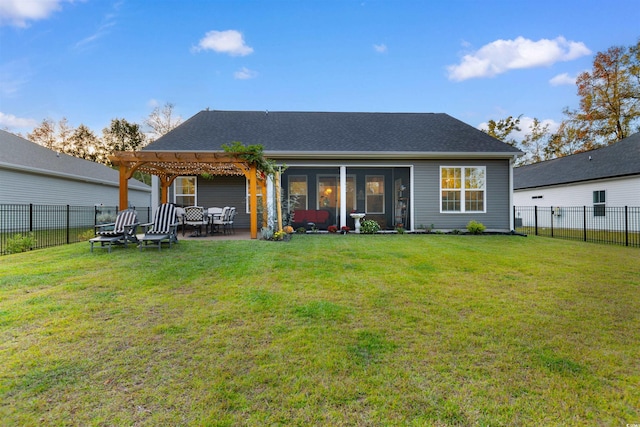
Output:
top-left (514, 132), bottom-right (640, 189)
top-left (0, 130), bottom-right (149, 190)
top-left (144, 110), bottom-right (521, 156)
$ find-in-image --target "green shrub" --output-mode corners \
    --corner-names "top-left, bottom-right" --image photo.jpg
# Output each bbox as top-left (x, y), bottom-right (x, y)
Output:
top-left (360, 219), bottom-right (381, 234)
top-left (466, 220), bottom-right (486, 235)
top-left (5, 233), bottom-right (36, 254)
top-left (79, 229), bottom-right (96, 241)
top-left (296, 227), bottom-right (307, 234)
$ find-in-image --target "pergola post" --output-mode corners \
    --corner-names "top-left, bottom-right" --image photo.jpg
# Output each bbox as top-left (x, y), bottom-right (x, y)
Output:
top-left (119, 166), bottom-right (129, 210)
top-left (249, 164), bottom-right (258, 239)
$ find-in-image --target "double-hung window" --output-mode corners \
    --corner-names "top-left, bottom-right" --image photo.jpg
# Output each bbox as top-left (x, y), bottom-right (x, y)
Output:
top-left (174, 176), bottom-right (196, 206)
top-left (440, 166), bottom-right (486, 213)
top-left (593, 190), bottom-right (606, 217)
top-left (288, 175), bottom-right (308, 210)
top-left (365, 175), bottom-right (385, 213)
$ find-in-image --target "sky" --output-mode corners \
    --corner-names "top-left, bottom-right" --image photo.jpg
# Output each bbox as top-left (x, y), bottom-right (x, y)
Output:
top-left (1, 0), bottom-right (638, 140)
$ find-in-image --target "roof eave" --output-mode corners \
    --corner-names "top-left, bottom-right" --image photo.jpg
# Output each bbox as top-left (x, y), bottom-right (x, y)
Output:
top-left (264, 150), bottom-right (523, 160)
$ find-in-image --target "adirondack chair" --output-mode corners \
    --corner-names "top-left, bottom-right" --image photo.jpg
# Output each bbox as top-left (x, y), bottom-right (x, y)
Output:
top-left (139, 204), bottom-right (179, 251)
top-left (89, 209), bottom-right (139, 253)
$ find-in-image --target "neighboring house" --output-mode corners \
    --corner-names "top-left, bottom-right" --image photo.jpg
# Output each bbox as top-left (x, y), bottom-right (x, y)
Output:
top-left (0, 130), bottom-right (151, 207)
top-left (513, 133), bottom-right (640, 231)
top-left (513, 132), bottom-right (640, 208)
top-left (143, 110), bottom-right (521, 232)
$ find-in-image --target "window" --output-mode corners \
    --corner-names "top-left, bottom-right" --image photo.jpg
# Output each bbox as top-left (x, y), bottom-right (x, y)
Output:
top-left (593, 190), bottom-right (606, 217)
top-left (288, 176), bottom-right (308, 210)
top-left (440, 166), bottom-right (485, 213)
top-left (366, 175), bottom-right (385, 214)
top-left (174, 176), bottom-right (196, 206)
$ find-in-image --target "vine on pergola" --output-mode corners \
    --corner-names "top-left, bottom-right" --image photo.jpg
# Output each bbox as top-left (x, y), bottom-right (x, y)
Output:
top-left (222, 141), bottom-right (279, 178)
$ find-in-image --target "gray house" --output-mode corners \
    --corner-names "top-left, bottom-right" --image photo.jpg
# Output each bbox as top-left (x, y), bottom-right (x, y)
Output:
top-left (0, 129), bottom-right (151, 207)
top-left (144, 110), bottom-right (522, 231)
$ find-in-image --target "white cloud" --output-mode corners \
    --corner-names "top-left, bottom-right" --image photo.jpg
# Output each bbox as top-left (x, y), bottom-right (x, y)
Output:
top-left (234, 67), bottom-right (258, 80)
top-left (0, 112), bottom-right (37, 130)
top-left (373, 43), bottom-right (387, 53)
top-left (549, 72), bottom-right (577, 86)
top-left (0, 0), bottom-right (70, 27)
top-left (447, 36), bottom-right (591, 81)
top-left (193, 30), bottom-right (254, 56)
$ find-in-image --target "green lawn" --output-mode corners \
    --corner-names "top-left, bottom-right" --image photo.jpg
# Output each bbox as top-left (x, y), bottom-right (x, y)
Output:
top-left (1, 235), bottom-right (638, 426)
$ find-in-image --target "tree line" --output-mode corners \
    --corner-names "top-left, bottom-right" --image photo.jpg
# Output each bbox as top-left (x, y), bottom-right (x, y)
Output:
top-left (483, 39), bottom-right (639, 165)
top-left (25, 103), bottom-right (182, 166)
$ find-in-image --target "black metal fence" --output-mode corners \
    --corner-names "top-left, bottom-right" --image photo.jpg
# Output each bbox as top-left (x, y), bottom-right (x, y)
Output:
top-left (1, 204), bottom-right (151, 255)
top-left (514, 206), bottom-right (640, 248)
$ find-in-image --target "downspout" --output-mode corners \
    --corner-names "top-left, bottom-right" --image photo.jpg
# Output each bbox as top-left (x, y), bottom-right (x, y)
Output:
top-left (409, 165), bottom-right (415, 232)
top-left (509, 156), bottom-right (515, 231)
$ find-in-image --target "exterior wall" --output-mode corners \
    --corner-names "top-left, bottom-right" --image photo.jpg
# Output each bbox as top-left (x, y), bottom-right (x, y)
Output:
top-left (0, 168), bottom-right (151, 208)
top-left (198, 176), bottom-right (251, 229)
top-left (514, 175), bottom-right (640, 207)
top-left (413, 159), bottom-right (512, 231)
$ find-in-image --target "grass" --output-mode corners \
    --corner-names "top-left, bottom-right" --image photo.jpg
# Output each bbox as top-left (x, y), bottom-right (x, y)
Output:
top-left (0, 234), bottom-right (639, 425)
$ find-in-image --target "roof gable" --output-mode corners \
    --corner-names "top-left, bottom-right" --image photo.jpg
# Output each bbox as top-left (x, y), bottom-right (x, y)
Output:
top-left (514, 132), bottom-right (640, 189)
top-left (144, 110), bottom-right (521, 157)
top-left (0, 130), bottom-right (149, 190)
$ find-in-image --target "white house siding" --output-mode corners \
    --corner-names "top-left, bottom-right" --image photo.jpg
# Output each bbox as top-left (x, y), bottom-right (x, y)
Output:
top-left (513, 176), bottom-right (640, 207)
top-left (513, 176), bottom-right (640, 231)
top-left (0, 168), bottom-right (150, 207)
top-left (413, 159), bottom-right (512, 231)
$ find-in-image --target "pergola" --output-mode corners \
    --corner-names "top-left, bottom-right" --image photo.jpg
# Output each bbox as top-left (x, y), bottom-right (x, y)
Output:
top-left (109, 151), bottom-right (268, 239)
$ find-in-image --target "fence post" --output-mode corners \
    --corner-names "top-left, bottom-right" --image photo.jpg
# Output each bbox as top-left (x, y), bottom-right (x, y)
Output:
top-left (550, 206), bottom-right (554, 238)
top-left (583, 206), bottom-right (587, 242)
top-left (66, 205), bottom-right (70, 244)
top-left (29, 203), bottom-right (34, 232)
top-left (625, 206), bottom-right (629, 247)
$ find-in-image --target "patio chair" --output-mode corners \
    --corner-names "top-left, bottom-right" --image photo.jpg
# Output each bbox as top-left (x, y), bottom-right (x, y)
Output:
top-left (139, 203), bottom-right (179, 251)
top-left (227, 207), bottom-right (237, 234)
top-left (183, 206), bottom-right (209, 237)
top-left (207, 207), bottom-right (223, 234)
top-left (175, 206), bottom-right (186, 236)
top-left (212, 206), bottom-right (231, 234)
top-left (90, 209), bottom-right (139, 253)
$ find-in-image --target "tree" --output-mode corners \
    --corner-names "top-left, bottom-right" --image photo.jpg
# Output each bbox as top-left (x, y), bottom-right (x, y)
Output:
top-left (520, 118), bottom-right (550, 164)
top-left (145, 102), bottom-right (182, 140)
top-left (68, 125), bottom-right (103, 162)
top-left (564, 40), bottom-right (640, 146)
top-left (481, 115), bottom-right (522, 147)
top-left (103, 118), bottom-right (147, 154)
top-left (27, 119), bottom-right (56, 150)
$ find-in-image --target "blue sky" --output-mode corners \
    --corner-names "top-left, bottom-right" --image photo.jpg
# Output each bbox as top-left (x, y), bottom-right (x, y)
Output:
top-left (1, 0), bottom-right (638, 139)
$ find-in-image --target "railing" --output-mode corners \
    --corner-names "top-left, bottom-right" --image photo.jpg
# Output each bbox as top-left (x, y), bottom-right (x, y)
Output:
top-left (514, 206), bottom-right (640, 248)
top-left (1, 204), bottom-right (151, 255)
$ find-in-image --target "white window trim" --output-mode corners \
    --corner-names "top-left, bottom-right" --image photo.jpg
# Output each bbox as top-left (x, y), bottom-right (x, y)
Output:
top-left (365, 174), bottom-right (385, 214)
top-left (174, 176), bottom-right (197, 206)
top-left (288, 175), bottom-right (308, 210)
top-left (439, 166), bottom-right (486, 214)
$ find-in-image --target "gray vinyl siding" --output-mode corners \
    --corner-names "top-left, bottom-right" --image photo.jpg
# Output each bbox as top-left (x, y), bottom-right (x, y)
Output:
top-left (413, 159), bottom-right (511, 230)
top-left (0, 168), bottom-right (151, 208)
top-left (196, 176), bottom-right (251, 229)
